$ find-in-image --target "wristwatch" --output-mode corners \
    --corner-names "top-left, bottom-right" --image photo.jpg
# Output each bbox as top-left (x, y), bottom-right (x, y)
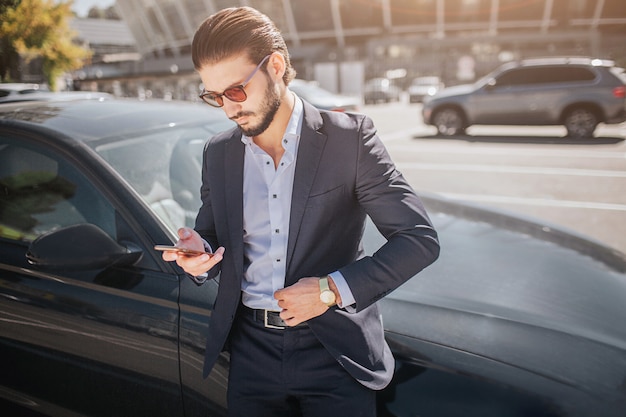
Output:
top-left (319, 276), bottom-right (337, 307)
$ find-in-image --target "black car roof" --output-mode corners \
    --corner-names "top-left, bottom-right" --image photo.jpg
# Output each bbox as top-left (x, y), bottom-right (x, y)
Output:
top-left (0, 98), bottom-right (229, 143)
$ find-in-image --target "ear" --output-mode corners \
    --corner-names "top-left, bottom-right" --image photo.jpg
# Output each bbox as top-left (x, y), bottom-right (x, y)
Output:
top-left (267, 52), bottom-right (286, 82)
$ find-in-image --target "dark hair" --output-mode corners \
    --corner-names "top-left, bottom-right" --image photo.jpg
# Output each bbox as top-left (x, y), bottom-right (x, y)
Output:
top-left (192, 6), bottom-right (296, 84)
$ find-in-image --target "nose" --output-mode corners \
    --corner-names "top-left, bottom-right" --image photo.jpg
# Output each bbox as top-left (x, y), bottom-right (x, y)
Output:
top-left (222, 100), bottom-right (242, 119)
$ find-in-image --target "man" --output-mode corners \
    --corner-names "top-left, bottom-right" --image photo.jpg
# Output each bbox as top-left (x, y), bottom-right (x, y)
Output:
top-left (163, 6), bottom-right (439, 416)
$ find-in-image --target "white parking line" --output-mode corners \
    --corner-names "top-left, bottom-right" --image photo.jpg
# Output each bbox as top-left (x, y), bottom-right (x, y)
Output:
top-left (441, 193), bottom-right (626, 212)
top-left (395, 162), bottom-right (626, 178)
top-left (386, 143), bottom-right (626, 160)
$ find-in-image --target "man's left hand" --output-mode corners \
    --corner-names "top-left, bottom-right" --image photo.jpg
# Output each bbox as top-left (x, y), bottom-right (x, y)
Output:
top-left (274, 277), bottom-right (341, 326)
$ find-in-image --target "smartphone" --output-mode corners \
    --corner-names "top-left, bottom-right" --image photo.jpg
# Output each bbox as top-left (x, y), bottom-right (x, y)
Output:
top-left (154, 245), bottom-right (213, 257)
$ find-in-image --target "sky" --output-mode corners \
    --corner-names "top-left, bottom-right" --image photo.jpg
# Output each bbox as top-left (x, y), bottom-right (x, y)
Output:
top-left (69, 0), bottom-right (116, 17)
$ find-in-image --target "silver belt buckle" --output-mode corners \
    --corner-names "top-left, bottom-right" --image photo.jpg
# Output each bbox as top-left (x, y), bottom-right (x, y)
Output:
top-left (263, 310), bottom-right (286, 330)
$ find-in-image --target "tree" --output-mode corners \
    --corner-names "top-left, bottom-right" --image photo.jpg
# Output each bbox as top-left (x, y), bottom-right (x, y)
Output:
top-left (0, 0), bottom-right (21, 81)
top-left (0, 0), bottom-right (92, 90)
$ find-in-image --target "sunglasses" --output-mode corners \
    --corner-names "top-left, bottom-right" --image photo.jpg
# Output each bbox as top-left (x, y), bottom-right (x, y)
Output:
top-left (199, 55), bottom-right (271, 107)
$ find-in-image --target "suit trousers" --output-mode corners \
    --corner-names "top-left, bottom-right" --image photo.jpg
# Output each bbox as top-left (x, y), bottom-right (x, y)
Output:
top-left (226, 305), bottom-right (376, 417)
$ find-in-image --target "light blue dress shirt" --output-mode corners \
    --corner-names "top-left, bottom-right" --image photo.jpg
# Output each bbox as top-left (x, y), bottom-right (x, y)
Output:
top-left (239, 94), bottom-right (355, 310)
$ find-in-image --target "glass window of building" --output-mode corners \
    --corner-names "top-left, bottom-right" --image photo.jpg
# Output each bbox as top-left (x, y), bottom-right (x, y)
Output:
top-left (339, 0), bottom-right (384, 30)
top-left (444, 0), bottom-right (491, 25)
top-left (498, 0), bottom-right (545, 22)
top-left (144, 6), bottom-right (167, 46)
top-left (248, 0), bottom-right (289, 34)
top-left (600, 0), bottom-right (626, 19)
top-left (292, 0), bottom-right (335, 32)
top-left (182, 0), bottom-right (210, 29)
top-left (389, 0), bottom-right (437, 27)
top-left (551, 0), bottom-right (596, 28)
top-left (599, 0), bottom-right (626, 33)
top-left (159, 1), bottom-right (188, 44)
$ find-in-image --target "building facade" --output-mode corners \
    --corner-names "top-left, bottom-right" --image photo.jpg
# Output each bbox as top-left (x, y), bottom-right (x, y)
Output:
top-left (78, 0), bottom-right (626, 100)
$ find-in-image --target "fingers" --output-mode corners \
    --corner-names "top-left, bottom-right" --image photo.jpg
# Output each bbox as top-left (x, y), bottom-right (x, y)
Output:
top-left (160, 228), bottom-right (207, 262)
top-left (176, 248), bottom-right (223, 276)
top-left (162, 250), bottom-right (178, 261)
top-left (177, 228), bottom-right (204, 250)
top-left (161, 238), bottom-right (225, 277)
top-left (178, 227), bottom-right (194, 240)
top-left (274, 277), bottom-right (328, 325)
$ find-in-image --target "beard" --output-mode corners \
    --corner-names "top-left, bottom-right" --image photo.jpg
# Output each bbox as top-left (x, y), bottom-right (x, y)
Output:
top-left (233, 80), bottom-right (281, 137)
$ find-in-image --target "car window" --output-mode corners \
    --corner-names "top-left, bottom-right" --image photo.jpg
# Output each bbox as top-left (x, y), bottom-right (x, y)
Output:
top-left (558, 67), bottom-right (597, 82)
top-left (0, 137), bottom-right (116, 242)
top-left (496, 66), bottom-right (596, 87)
top-left (94, 127), bottom-right (210, 231)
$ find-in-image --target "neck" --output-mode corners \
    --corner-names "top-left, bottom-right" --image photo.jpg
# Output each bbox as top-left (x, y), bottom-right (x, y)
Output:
top-left (252, 89), bottom-right (295, 163)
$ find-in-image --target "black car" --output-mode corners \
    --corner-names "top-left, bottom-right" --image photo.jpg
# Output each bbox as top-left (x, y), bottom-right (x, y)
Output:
top-left (1, 99), bottom-right (625, 417)
top-left (0, 83), bottom-right (44, 102)
top-left (0, 83), bottom-right (112, 104)
top-left (422, 57), bottom-right (626, 137)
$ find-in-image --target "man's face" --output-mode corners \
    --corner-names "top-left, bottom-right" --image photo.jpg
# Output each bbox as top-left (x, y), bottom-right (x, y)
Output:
top-left (198, 54), bottom-right (281, 137)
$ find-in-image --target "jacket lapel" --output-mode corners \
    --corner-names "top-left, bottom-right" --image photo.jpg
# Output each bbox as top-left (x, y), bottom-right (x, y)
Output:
top-left (285, 103), bottom-right (326, 280)
top-left (224, 131), bottom-right (245, 281)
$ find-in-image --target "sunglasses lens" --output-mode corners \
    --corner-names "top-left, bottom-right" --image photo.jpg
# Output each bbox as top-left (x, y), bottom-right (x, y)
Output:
top-left (200, 92), bottom-right (223, 107)
top-left (223, 87), bottom-right (247, 103)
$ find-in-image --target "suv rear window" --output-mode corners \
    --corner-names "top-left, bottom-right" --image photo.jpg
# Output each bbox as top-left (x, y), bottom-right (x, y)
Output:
top-left (496, 66), bottom-right (596, 87)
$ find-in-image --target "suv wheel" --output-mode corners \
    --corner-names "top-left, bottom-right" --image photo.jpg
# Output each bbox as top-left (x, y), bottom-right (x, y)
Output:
top-left (433, 108), bottom-right (466, 136)
top-left (564, 108), bottom-right (598, 138)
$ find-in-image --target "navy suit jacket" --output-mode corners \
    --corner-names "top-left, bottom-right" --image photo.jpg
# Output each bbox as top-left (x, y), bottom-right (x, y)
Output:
top-left (195, 99), bottom-right (439, 389)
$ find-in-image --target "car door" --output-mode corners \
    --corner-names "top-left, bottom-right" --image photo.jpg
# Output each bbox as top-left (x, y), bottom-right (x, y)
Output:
top-left (0, 132), bottom-right (186, 416)
top-left (469, 67), bottom-right (557, 125)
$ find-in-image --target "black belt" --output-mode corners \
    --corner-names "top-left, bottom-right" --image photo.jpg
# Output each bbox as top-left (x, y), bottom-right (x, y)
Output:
top-left (241, 305), bottom-right (305, 330)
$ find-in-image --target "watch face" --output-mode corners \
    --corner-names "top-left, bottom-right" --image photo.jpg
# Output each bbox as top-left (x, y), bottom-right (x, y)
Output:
top-left (321, 290), bottom-right (336, 305)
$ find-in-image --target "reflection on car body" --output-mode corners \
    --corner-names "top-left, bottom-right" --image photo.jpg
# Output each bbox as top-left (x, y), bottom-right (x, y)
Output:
top-left (0, 83), bottom-right (112, 104)
top-left (0, 99), bottom-right (625, 416)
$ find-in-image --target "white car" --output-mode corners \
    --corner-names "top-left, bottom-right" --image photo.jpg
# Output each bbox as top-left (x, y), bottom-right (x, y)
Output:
top-left (408, 76), bottom-right (443, 103)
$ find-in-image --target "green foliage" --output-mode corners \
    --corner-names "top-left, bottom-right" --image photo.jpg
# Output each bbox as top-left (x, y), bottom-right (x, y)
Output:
top-left (0, 0), bottom-right (92, 89)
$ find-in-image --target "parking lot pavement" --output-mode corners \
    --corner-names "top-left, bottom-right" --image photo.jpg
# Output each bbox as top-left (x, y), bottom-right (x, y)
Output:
top-left (361, 102), bottom-right (626, 254)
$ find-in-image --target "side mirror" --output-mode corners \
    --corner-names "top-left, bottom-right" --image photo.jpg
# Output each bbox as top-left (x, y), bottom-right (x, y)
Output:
top-left (26, 223), bottom-right (142, 270)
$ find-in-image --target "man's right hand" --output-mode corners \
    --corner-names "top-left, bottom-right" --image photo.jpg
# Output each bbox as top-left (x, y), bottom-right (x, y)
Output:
top-left (162, 227), bottom-right (224, 277)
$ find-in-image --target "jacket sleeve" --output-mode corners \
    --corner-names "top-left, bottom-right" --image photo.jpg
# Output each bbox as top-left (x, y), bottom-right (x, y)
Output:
top-left (338, 114), bottom-right (440, 311)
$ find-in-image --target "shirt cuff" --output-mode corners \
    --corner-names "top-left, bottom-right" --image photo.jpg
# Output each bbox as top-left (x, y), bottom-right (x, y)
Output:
top-left (328, 271), bottom-right (356, 311)
top-left (201, 238), bottom-right (213, 253)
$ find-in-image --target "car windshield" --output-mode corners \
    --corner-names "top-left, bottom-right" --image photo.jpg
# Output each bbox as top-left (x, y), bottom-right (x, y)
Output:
top-left (93, 120), bottom-right (233, 232)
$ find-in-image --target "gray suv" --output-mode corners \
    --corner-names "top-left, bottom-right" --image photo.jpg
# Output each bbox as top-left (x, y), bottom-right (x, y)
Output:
top-left (422, 57), bottom-right (626, 138)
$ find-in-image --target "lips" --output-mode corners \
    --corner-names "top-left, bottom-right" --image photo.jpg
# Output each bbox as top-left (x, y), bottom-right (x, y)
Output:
top-left (231, 111), bottom-right (254, 122)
